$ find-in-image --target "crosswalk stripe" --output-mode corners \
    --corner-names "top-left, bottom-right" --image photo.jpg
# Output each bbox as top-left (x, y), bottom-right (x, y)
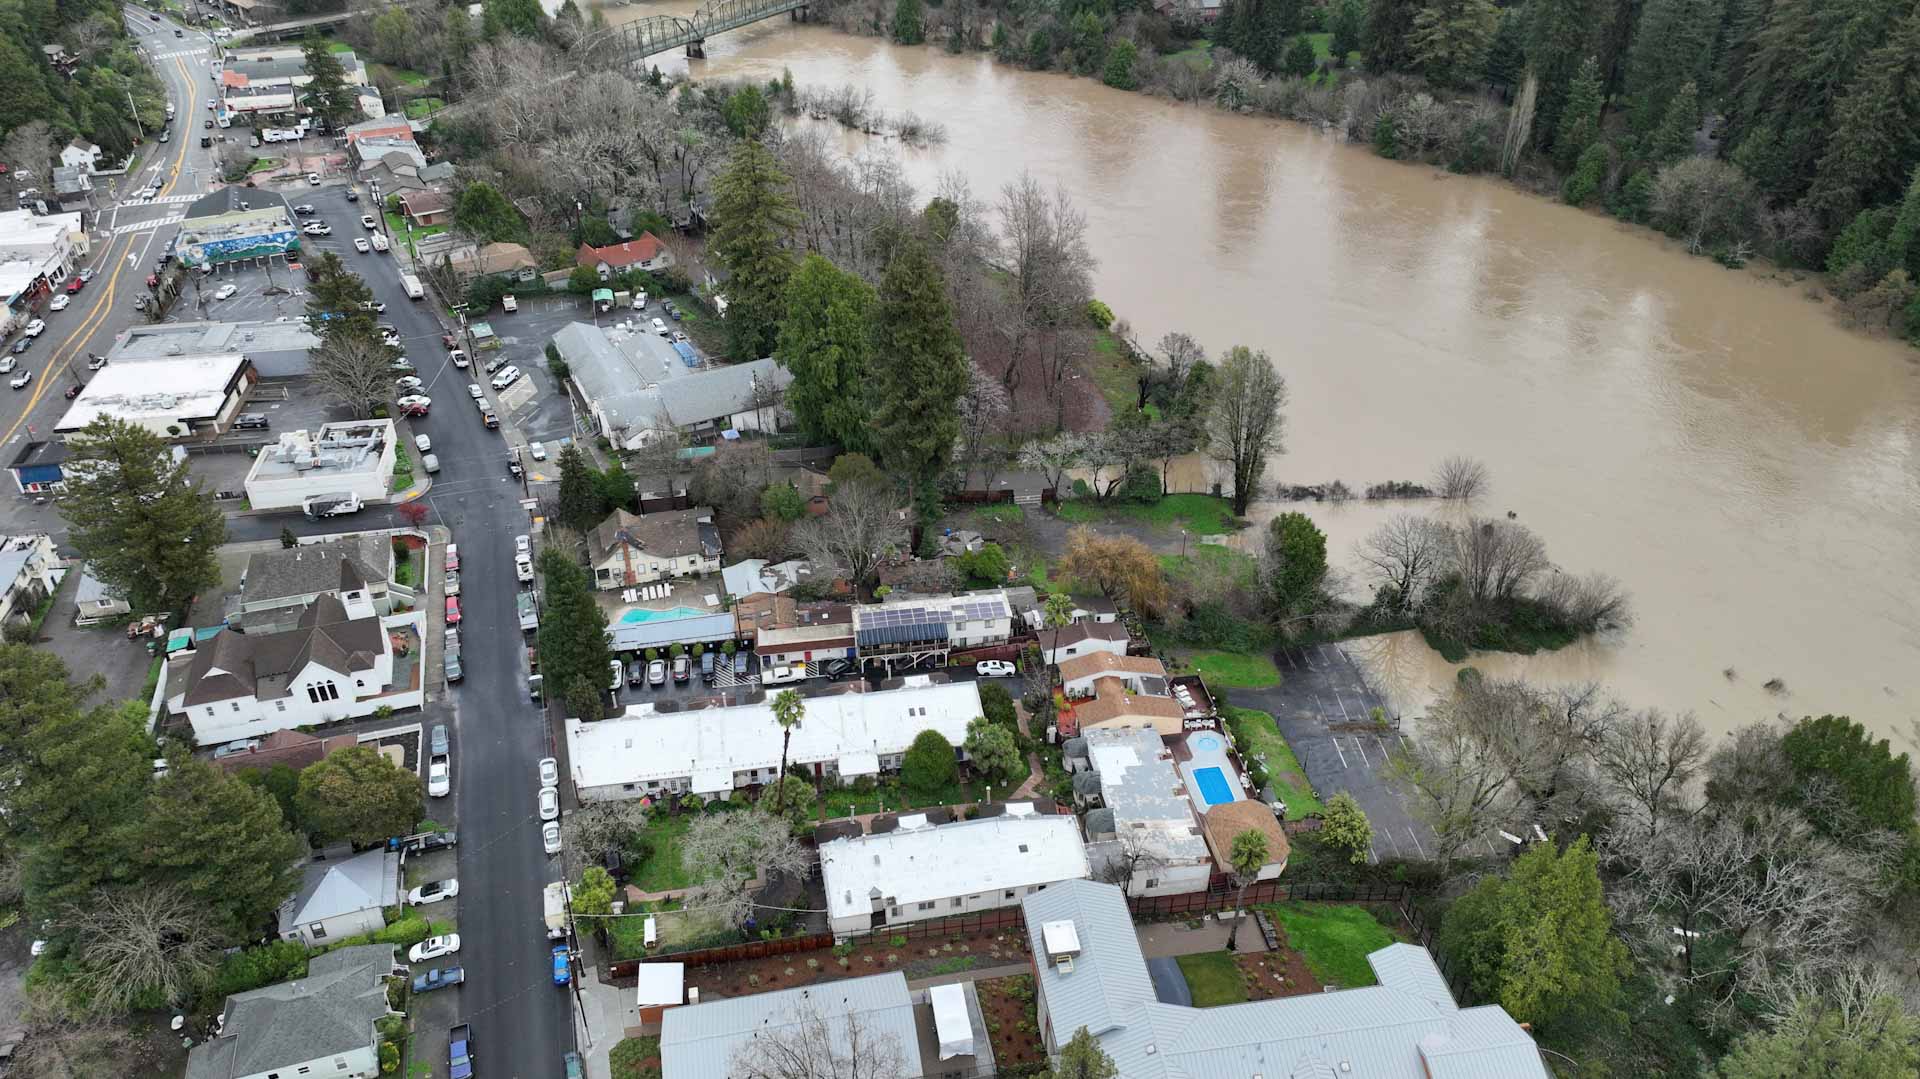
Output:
top-left (110, 214), bottom-right (184, 236)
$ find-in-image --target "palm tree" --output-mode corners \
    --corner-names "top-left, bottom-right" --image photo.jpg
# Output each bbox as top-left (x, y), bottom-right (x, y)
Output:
top-left (770, 688), bottom-right (805, 813)
top-left (1041, 591), bottom-right (1075, 671)
top-left (1225, 828), bottom-right (1269, 951)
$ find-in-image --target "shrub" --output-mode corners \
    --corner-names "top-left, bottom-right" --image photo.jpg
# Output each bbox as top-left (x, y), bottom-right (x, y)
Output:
top-left (210, 939), bottom-right (310, 996)
top-left (1087, 298), bottom-right (1116, 329)
top-left (1561, 142), bottom-right (1609, 207)
top-left (379, 1041), bottom-right (399, 1074)
top-left (900, 729), bottom-right (957, 794)
top-left (979, 682), bottom-right (1017, 729)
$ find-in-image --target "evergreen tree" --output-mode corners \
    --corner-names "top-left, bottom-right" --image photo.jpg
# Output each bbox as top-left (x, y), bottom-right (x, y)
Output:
top-left (1263, 511), bottom-right (1327, 621)
top-left (710, 140), bottom-right (799, 361)
top-left (1052, 1028), bottom-right (1119, 1079)
top-left (722, 85), bottom-right (771, 138)
top-left (900, 729), bottom-right (957, 793)
top-left (140, 757), bottom-right (304, 942)
top-left (452, 181), bottom-right (522, 243)
top-left (1884, 165), bottom-right (1920, 278)
top-left (482, 0), bottom-right (547, 38)
top-left (1808, 8), bottom-right (1920, 228)
top-left (298, 34), bottom-right (355, 130)
top-left (59, 416), bottom-right (225, 613)
top-left (1647, 80), bottom-right (1700, 165)
top-left (779, 255), bottom-right (876, 452)
top-left (892, 0), bottom-right (924, 44)
top-left (536, 550), bottom-right (614, 722)
top-left (554, 444), bottom-right (605, 533)
top-left (1282, 34), bottom-right (1318, 79)
top-left (295, 746), bottom-right (424, 848)
top-left (1622, 0), bottom-right (1721, 134)
top-left (1363, 0), bottom-right (1424, 72)
top-left (866, 237), bottom-right (967, 497)
top-left (1552, 56), bottom-right (1605, 172)
top-left (1409, 0), bottom-right (1500, 89)
top-left (1328, 0), bottom-right (1365, 65)
top-left (1103, 39), bottom-right (1139, 89)
top-left (1711, 996), bottom-right (1920, 1077)
top-left (1562, 141), bottom-right (1612, 205)
top-left (1524, 0), bottom-right (1600, 152)
top-left (1481, 7), bottom-right (1525, 93)
top-left (0, 38), bottom-right (58, 134)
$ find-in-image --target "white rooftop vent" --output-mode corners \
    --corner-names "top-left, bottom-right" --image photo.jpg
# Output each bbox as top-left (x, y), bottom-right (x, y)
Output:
top-left (1006, 802), bottom-right (1036, 817)
top-left (1042, 919), bottom-right (1080, 968)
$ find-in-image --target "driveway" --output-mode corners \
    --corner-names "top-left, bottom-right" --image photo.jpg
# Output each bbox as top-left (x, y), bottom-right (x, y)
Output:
top-left (36, 571), bottom-right (157, 708)
top-left (1235, 643), bottom-right (1436, 864)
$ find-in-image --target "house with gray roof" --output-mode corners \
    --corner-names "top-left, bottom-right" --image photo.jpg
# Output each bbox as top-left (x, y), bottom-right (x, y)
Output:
top-left (239, 535), bottom-right (395, 634)
top-left (659, 972), bottom-right (925, 1078)
top-left (278, 847), bottom-right (400, 946)
top-left (186, 944), bottom-right (398, 1079)
top-left (550, 322), bottom-right (791, 450)
top-left (1022, 880), bottom-right (1549, 1078)
top-left (586, 507), bottom-right (721, 591)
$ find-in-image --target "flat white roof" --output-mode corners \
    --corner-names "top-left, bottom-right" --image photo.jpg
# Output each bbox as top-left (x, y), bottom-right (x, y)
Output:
top-left (818, 815), bottom-right (1089, 922)
top-left (635, 962), bottom-right (684, 1008)
top-left (1041, 920), bottom-right (1081, 956)
top-left (56, 354), bottom-right (247, 431)
top-left (566, 677), bottom-right (983, 791)
top-left (0, 209), bottom-right (78, 248)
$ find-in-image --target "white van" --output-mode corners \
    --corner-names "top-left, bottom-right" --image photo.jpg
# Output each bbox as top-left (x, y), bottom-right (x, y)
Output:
top-left (422, 453), bottom-right (441, 474)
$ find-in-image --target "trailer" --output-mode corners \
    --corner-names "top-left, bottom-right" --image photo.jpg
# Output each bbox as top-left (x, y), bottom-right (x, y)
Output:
top-left (543, 880), bottom-right (571, 940)
top-left (302, 492), bottom-right (363, 518)
top-left (517, 590), bottom-right (539, 632)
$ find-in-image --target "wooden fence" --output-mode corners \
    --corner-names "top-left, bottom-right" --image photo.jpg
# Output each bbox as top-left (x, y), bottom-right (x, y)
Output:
top-left (607, 907), bottom-right (1030, 976)
top-left (1128, 879), bottom-right (1410, 918)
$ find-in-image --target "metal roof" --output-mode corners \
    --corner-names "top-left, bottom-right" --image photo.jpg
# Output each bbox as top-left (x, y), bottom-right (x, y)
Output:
top-left (659, 972), bottom-right (924, 1078)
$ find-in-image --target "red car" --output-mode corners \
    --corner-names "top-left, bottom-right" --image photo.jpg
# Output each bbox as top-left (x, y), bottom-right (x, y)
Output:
top-left (65, 278), bottom-right (83, 294)
top-left (444, 596), bottom-right (461, 624)
top-left (397, 402), bottom-right (428, 418)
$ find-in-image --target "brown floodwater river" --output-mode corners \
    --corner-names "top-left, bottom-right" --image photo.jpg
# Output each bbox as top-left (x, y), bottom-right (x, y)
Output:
top-left (609, 4), bottom-right (1920, 741)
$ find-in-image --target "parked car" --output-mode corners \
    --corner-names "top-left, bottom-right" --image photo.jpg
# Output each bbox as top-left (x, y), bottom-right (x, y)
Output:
top-left (411, 967), bottom-right (465, 993)
top-left (551, 945), bottom-right (571, 985)
top-left (609, 658), bottom-right (623, 692)
top-left (8, 340), bottom-right (27, 356)
top-left (430, 723), bottom-right (449, 756)
top-left (345, 189), bottom-right (359, 202)
top-left (64, 277), bottom-right (83, 294)
top-left (671, 654), bottom-right (690, 684)
top-left (414, 432), bottom-right (432, 453)
top-left (427, 759), bottom-right (450, 796)
top-left (444, 596), bottom-right (461, 624)
top-left (542, 821), bottom-right (562, 856)
top-left (444, 571), bottom-right (461, 596)
top-left (647, 659), bottom-right (666, 687)
top-left (396, 394), bottom-right (432, 412)
top-left (445, 543), bottom-right (459, 572)
top-left (9, 370), bottom-right (31, 390)
top-left (489, 366), bottom-right (520, 390)
top-left (23, 320), bottom-right (44, 338)
top-left (538, 757), bottom-right (559, 788)
top-left (408, 878), bottom-right (459, 905)
top-left (213, 283), bottom-right (237, 300)
top-left (409, 934), bottom-right (462, 963)
top-left (361, 215), bottom-right (378, 229)
top-left (763, 664), bottom-right (806, 685)
top-left (301, 222), bottom-right (331, 236)
top-left (293, 204), bottom-right (316, 215)
top-left (628, 659), bottom-right (645, 687)
top-left (390, 358), bottom-right (416, 373)
top-left (449, 348), bottom-right (469, 368)
top-left (401, 830), bottom-right (457, 855)
top-left (360, 299), bottom-right (387, 313)
top-left (444, 650), bottom-right (463, 683)
top-left (371, 232), bottom-right (390, 252)
top-left (231, 412), bottom-right (269, 430)
top-left (395, 376), bottom-right (424, 392)
top-left (564, 1052), bottom-right (584, 1079)
top-left (62, 383), bottom-right (80, 399)
top-left (650, 317), bottom-right (668, 336)
top-left (528, 441), bottom-right (546, 461)
top-left (353, 238), bottom-right (370, 253)
top-left (381, 328), bottom-right (403, 347)
top-left (467, 383), bottom-right (484, 399)
top-left (48, 294), bottom-right (68, 311)
top-left (421, 453), bottom-right (440, 474)
top-left (976, 659), bottom-right (1017, 678)
top-left (516, 534), bottom-right (531, 554)
top-left (538, 786), bottom-right (558, 821)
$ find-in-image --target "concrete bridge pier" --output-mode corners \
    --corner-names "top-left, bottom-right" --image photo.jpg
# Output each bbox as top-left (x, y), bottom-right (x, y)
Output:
top-left (789, 5), bottom-right (809, 20)
top-left (686, 38), bottom-right (706, 57)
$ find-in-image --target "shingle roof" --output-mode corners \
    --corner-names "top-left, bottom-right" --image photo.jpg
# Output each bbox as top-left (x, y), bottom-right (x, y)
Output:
top-left (1201, 799), bottom-right (1289, 871)
top-left (1057, 652), bottom-right (1168, 684)
top-left (182, 595), bottom-right (385, 706)
top-left (185, 944), bottom-right (395, 1079)
top-left (577, 232), bottom-right (666, 269)
top-left (587, 506), bottom-right (720, 568)
top-left (1050, 620), bottom-right (1131, 648)
top-left (243, 536), bottom-right (389, 606)
top-left (659, 972), bottom-right (924, 1078)
top-left (653, 357), bottom-right (790, 428)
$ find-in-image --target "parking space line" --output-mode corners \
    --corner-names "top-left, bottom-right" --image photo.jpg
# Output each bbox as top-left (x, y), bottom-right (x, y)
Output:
top-left (1333, 691), bottom-right (1353, 722)
top-left (1405, 827), bottom-right (1426, 859)
top-left (1374, 734), bottom-right (1392, 761)
top-left (1331, 738), bottom-right (1349, 768)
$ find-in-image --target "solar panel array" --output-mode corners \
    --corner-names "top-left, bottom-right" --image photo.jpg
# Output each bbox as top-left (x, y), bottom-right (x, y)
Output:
top-left (951, 599), bottom-right (1007, 621)
top-left (858, 605), bottom-right (939, 629)
top-left (856, 595), bottom-right (1008, 629)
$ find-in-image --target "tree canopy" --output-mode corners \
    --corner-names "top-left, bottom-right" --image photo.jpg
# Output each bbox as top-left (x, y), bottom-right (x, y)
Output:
top-left (294, 745), bottom-right (424, 848)
top-left (59, 416), bottom-right (226, 615)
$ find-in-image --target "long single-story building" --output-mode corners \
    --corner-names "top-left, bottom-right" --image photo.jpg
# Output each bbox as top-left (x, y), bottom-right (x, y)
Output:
top-left (820, 810), bottom-right (1090, 939)
top-left (660, 972), bottom-right (923, 1079)
top-left (55, 354), bottom-right (257, 439)
top-left (566, 676), bottom-right (980, 802)
top-left (550, 322), bottom-right (791, 450)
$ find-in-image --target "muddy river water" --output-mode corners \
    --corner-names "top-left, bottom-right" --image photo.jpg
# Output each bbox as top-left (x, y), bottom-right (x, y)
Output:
top-left (609, 4), bottom-right (1920, 741)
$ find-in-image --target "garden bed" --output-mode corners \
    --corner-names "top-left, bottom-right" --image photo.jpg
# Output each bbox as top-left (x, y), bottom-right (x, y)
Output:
top-left (975, 975), bottom-right (1047, 1069)
top-left (677, 926), bottom-right (1029, 1000)
top-left (1235, 947), bottom-right (1323, 999)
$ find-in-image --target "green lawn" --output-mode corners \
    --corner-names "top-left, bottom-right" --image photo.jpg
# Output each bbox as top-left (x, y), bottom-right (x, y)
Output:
top-left (1086, 328), bottom-right (1142, 414)
top-left (389, 445), bottom-right (414, 493)
top-left (327, 40), bottom-right (354, 53)
top-left (1158, 544), bottom-right (1260, 581)
top-left (1263, 902), bottom-right (1398, 988)
top-left (966, 503), bottom-right (1026, 526)
top-left (610, 1035), bottom-right (663, 1079)
top-left (1166, 38), bottom-right (1213, 70)
top-left (632, 815), bottom-right (694, 892)
top-left (403, 97), bottom-right (446, 119)
top-left (1223, 706), bottom-right (1321, 819)
top-left (1177, 951), bottom-right (1249, 1007)
top-left (372, 63), bottom-right (431, 87)
top-left (1054, 493), bottom-right (1240, 536)
top-left (1190, 651), bottom-right (1281, 689)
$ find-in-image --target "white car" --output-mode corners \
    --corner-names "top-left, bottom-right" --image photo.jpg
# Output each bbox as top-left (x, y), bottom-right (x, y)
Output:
top-left (489, 366), bottom-right (520, 390)
top-left (444, 571), bottom-right (460, 596)
top-left (538, 756), bottom-right (558, 788)
top-left (307, 172), bottom-right (321, 185)
top-left (449, 349), bottom-right (469, 369)
top-left (408, 934), bottom-right (461, 963)
top-left (213, 283), bottom-right (237, 301)
top-left (395, 376), bottom-right (423, 391)
top-left (632, 291), bottom-right (648, 309)
top-left (528, 441), bottom-right (546, 461)
top-left (428, 759), bottom-right (450, 797)
top-left (515, 534), bottom-right (530, 554)
top-left (23, 320), bottom-right (44, 337)
top-left (381, 328), bottom-right (402, 347)
top-left (976, 659), bottom-right (1017, 678)
top-left (763, 664), bottom-right (806, 685)
top-left (302, 222), bottom-right (331, 236)
top-left (353, 238), bottom-right (370, 253)
top-left (650, 317), bottom-right (668, 336)
top-left (396, 394), bottom-right (431, 410)
top-left (371, 232), bottom-right (390, 252)
top-left (407, 878), bottom-right (459, 906)
top-left (538, 785), bottom-right (559, 821)
top-left (48, 294), bottom-right (68, 311)
top-left (9, 370), bottom-right (31, 390)
top-left (473, 396), bottom-right (490, 412)
top-left (515, 553), bottom-right (533, 583)
top-left (542, 821), bottom-right (562, 856)
top-left (361, 214), bottom-right (378, 230)
top-left (414, 433), bottom-right (432, 453)
top-left (359, 300), bottom-right (387, 313)
top-left (467, 383), bottom-right (484, 399)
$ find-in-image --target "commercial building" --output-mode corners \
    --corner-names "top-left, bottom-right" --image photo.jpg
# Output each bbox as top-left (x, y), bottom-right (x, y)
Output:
top-left (0, 209), bottom-right (81, 333)
top-left (244, 422), bottom-right (397, 511)
top-left (550, 322), bottom-right (791, 450)
top-left (185, 944), bottom-right (397, 1079)
top-left (606, 609), bottom-right (738, 656)
top-left (660, 973), bottom-right (923, 1079)
top-left (752, 602), bottom-right (855, 672)
top-left (819, 811), bottom-right (1089, 939)
top-left (1078, 726), bottom-right (1215, 898)
top-left (167, 595), bottom-right (424, 747)
top-left (107, 319), bottom-right (320, 379)
top-left (586, 506), bottom-right (722, 590)
top-left (5, 440), bottom-right (68, 494)
top-left (55, 354), bottom-right (257, 439)
top-left (218, 46), bottom-right (381, 121)
top-left (566, 676), bottom-right (981, 802)
top-left (852, 590), bottom-right (1015, 673)
top-left (1023, 880), bottom-right (1549, 1078)
top-left (175, 200), bottom-right (299, 270)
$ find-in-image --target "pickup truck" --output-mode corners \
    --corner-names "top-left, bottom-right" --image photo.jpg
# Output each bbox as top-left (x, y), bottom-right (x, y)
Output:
top-left (517, 591), bottom-right (538, 632)
top-left (448, 1024), bottom-right (473, 1079)
top-left (515, 553), bottom-right (533, 583)
top-left (501, 294), bottom-right (517, 312)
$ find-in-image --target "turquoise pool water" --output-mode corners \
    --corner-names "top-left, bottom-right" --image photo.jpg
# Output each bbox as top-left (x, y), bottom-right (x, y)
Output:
top-left (619, 606), bottom-right (708, 624)
top-left (1192, 766), bottom-right (1236, 807)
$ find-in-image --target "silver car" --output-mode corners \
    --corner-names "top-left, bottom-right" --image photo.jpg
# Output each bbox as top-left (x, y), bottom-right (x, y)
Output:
top-left (538, 785), bottom-right (559, 821)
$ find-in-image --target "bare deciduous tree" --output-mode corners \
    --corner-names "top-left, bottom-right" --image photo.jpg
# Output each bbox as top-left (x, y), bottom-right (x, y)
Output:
top-left (1433, 455), bottom-right (1489, 500)
top-left (954, 362), bottom-right (1010, 490)
top-left (562, 801), bottom-right (652, 866)
top-left (682, 809), bottom-right (813, 929)
top-left (64, 884), bottom-right (220, 1014)
top-left (1092, 830), bottom-right (1169, 896)
top-left (1536, 570), bottom-right (1633, 631)
top-left (2, 121), bottom-right (55, 198)
top-left (995, 173), bottom-right (1094, 410)
top-left (1157, 331), bottom-right (1205, 393)
top-left (796, 483), bottom-right (908, 593)
top-left (310, 332), bottom-right (397, 418)
top-left (1591, 709), bottom-right (1708, 840)
top-left (1358, 514), bottom-right (1451, 610)
top-left (1205, 346), bottom-right (1287, 516)
top-left (728, 1001), bottom-right (908, 1079)
top-left (1447, 517), bottom-right (1550, 603)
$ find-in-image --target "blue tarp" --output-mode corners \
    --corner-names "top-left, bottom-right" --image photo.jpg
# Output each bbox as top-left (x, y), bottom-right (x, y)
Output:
top-left (672, 341), bottom-right (697, 367)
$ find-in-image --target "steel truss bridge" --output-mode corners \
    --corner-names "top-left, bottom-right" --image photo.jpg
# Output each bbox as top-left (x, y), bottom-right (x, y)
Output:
top-left (616, 0), bottom-right (812, 61)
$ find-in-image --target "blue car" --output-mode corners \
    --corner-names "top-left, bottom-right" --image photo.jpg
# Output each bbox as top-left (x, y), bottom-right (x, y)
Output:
top-left (412, 966), bottom-right (465, 994)
top-left (551, 945), bottom-right (571, 986)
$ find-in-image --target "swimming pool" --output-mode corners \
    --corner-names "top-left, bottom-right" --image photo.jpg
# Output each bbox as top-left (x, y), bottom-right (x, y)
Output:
top-left (1191, 766), bottom-right (1236, 807)
top-left (619, 606), bottom-right (708, 624)
top-left (1190, 732), bottom-right (1225, 754)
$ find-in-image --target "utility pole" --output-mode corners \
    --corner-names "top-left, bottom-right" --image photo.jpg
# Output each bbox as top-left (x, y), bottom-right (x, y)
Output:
top-left (126, 89), bottom-right (146, 140)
